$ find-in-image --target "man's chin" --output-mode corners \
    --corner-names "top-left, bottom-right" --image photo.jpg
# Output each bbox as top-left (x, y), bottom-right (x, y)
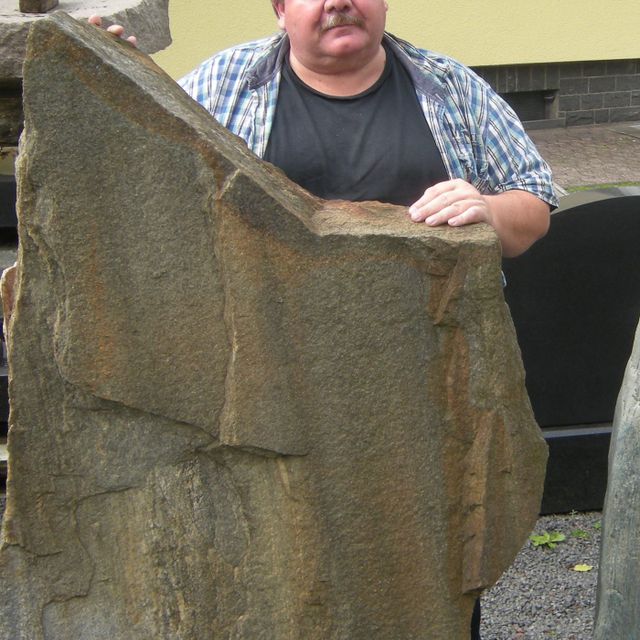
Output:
top-left (322, 25), bottom-right (366, 42)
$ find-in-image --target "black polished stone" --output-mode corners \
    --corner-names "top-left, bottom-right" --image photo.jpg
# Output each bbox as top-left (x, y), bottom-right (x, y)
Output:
top-left (503, 190), bottom-right (640, 512)
top-left (0, 365), bottom-right (7, 425)
top-left (0, 176), bottom-right (17, 229)
top-left (541, 426), bottom-right (611, 514)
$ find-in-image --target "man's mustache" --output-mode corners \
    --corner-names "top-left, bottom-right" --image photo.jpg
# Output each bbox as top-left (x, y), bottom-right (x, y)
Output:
top-left (321, 13), bottom-right (365, 32)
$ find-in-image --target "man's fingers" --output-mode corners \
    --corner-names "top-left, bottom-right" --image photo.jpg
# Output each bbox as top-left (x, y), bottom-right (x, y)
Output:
top-left (408, 179), bottom-right (492, 227)
top-left (424, 201), bottom-right (464, 226)
top-left (87, 16), bottom-right (137, 47)
top-left (409, 182), bottom-right (455, 218)
top-left (411, 190), bottom-right (472, 223)
top-left (410, 191), bottom-right (455, 221)
top-left (107, 24), bottom-right (125, 37)
top-left (445, 203), bottom-right (488, 227)
top-left (409, 179), bottom-right (480, 222)
top-left (418, 198), bottom-right (489, 227)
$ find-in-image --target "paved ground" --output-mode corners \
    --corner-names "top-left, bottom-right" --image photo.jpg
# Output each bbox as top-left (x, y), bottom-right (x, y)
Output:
top-left (528, 121), bottom-right (640, 189)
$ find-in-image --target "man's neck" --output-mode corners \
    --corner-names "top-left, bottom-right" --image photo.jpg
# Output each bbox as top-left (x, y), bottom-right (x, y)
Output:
top-left (288, 44), bottom-right (387, 97)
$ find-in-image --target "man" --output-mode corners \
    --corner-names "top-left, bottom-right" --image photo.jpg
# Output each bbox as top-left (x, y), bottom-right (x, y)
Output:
top-left (91, 3), bottom-right (556, 637)
top-left (176, 0), bottom-right (557, 258)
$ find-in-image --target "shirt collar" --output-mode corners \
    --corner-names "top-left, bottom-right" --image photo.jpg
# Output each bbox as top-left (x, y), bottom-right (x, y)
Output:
top-left (246, 33), bottom-right (289, 90)
top-left (246, 31), bottom-right (449, 105)
top-left (382, 33), bottom-right (449, 104)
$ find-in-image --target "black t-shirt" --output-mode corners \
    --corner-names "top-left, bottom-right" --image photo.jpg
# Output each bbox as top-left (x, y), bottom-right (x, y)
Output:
top-left (263, 43), bottom-right (448, 206)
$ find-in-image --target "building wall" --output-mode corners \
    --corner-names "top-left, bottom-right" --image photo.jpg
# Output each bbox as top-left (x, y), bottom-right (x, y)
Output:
top-left (153, 0), bottom-right (640, 79)
top-left (474, 59), bottom-right (640, 127)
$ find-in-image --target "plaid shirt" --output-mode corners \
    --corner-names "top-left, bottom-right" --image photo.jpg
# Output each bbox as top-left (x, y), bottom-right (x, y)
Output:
top-left (180, 32), bottom-right (557, 207)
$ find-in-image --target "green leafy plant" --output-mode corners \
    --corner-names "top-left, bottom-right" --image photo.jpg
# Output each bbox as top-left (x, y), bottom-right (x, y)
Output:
top-left (530, 530), bottom-right (566, 549)
top-left (594, 521), bottom-right (602, 531)
top-left (571, 529), bottom-right (590, 540)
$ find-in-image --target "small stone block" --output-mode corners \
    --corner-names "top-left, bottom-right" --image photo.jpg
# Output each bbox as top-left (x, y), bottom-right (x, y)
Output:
top-left (19, 0), bottom-right (58, 13)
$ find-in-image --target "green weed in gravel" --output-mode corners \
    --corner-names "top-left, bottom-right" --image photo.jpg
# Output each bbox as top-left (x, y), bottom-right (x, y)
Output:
top-left (530, 531), bottom-right (566, 550)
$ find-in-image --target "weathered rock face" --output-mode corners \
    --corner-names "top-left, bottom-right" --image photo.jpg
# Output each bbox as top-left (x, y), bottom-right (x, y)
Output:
top-left (0, 13), bottom-right (548, 639)
top-left (595, 318), bottom-right (640, 639)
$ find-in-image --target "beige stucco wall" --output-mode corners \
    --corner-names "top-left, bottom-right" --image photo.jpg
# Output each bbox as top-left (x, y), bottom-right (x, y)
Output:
top-left (153, 0), bottom-right (640, 80)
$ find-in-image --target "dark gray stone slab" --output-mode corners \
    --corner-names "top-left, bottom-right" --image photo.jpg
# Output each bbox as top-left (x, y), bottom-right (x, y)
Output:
top-left (503, 191), bottom-right (640, 429)
top-left (503, 190), bottom-right (640, 512)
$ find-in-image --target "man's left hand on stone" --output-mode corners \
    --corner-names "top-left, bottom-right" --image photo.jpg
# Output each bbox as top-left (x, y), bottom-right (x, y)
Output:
top-left (409, 179), bottom-right (551, 258)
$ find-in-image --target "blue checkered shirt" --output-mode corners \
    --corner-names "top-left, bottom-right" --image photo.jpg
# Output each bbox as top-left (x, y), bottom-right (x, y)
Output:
top-left (179, 32), bottom-right (557, 207)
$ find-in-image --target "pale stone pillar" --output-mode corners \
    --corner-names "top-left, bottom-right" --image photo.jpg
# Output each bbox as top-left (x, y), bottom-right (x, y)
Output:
top-left (594, 319), bottom-right (640, 639)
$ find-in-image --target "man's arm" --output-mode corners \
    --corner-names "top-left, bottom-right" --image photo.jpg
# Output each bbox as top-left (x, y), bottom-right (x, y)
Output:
top-left (408, 179), bottom-right (550, 258)
top-left (402, 51), bottom-right (555, 258)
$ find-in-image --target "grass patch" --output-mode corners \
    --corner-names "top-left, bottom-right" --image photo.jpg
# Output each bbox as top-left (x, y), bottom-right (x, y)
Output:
top-left (566, 181), bottom-right (640, 192)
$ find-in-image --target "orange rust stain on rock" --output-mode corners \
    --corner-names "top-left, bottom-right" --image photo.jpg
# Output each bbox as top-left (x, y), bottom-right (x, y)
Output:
top-left (83, 229), bottom-right (118, 388)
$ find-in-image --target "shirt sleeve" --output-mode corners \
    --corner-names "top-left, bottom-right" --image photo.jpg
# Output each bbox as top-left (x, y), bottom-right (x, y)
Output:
top-left (450, 61), bottom-right (558, 208)
top-left (177, 40), bottom-right (265, 123)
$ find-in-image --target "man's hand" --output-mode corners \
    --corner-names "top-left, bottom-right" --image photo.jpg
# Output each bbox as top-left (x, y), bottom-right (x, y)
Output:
top-left (408, 179), bottom-right (550, 258)
top-left (88, 15), bottom-right (138, 47)
top-left (409, 179), bottom-right (492, 228)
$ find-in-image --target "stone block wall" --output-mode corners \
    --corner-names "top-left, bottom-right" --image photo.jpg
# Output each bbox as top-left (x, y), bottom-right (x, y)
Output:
top-left (474, 59), bottom-right (640, 127)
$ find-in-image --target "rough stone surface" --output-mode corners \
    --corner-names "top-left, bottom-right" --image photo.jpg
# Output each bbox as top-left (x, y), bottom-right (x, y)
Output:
top-left (0, 13), bottom-right (548, 640)
top-left (594, 318), bottom-right (640, 639)
top-left (0, 0), bottom-right (171, 79)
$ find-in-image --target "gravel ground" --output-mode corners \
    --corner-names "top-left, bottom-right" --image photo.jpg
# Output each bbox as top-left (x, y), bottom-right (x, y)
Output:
top-left (0, 496), bottom-right (600, 638)
top-left (481, 511), bottom-right (601, 639)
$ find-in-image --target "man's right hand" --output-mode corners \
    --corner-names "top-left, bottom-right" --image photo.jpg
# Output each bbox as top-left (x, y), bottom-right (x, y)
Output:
top-left (88, 15), bottom-right (138, 47)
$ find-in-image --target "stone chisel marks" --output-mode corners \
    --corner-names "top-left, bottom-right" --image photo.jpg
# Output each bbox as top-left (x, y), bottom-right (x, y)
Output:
top-left (0, 12), bottom-right (547, 640)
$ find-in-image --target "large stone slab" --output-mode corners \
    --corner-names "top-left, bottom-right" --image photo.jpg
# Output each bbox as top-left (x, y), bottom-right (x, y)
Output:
top-left (0, 13), bottom-right (548, 639)
top-left (594, 318), bottom-right (640, 638)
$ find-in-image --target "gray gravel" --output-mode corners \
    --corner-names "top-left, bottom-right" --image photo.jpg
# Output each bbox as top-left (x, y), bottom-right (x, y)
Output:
top-left (481, 511), bottom-right (601, 639)
top-left (0, 497), bottom-right (601, 638)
